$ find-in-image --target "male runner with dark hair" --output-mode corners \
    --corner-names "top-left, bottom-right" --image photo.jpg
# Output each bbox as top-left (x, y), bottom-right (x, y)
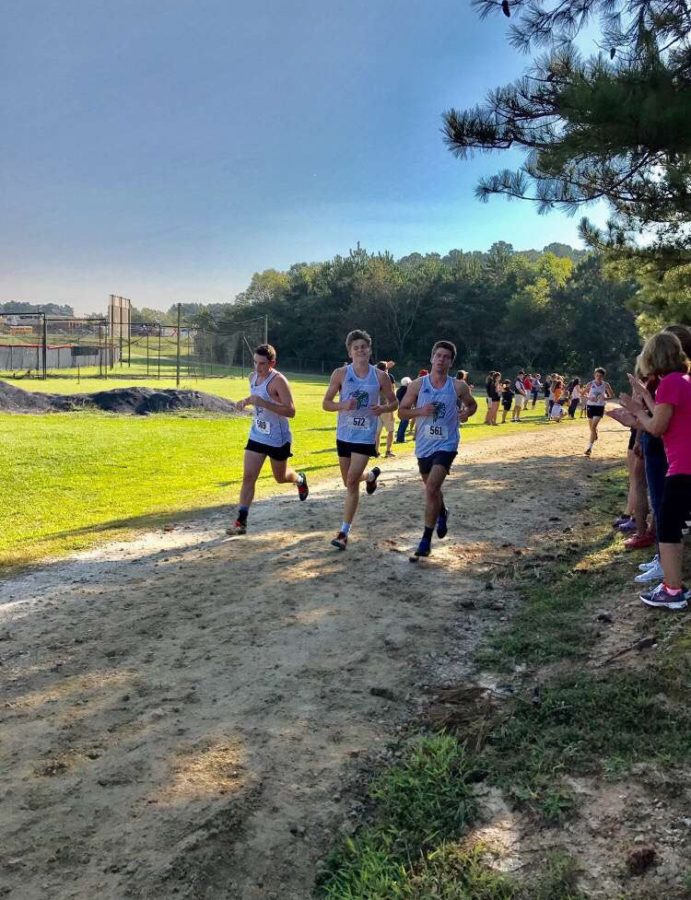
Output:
top-left (399, 340), bottom-right (477, 558)
top-left (322, 330), bottom-right (398, 550)
top-left (227, 344), bottom-right (308, 535)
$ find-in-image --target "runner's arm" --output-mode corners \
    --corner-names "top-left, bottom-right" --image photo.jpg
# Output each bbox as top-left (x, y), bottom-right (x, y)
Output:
top-left (256, 375), bottom-right (296, 418)
top-left (399, 379), bottom-right (433, 419)
top-left (456, 381), bottom-right (477, 422)
top-left (322, 368), bottom-right (353, 412)
top-left (372, 370), bottom-right (398, 415)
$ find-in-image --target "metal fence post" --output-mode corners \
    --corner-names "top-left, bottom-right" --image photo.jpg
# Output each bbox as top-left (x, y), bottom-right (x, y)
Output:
top-left (42, 313), bottom-right (47, 379)
top-left (176, 303), bottom-right (181, 387)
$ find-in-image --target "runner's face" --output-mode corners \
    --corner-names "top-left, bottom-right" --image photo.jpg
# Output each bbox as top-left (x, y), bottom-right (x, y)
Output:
top-left (593, 372), bottom-right (603, 384)
top-left (348, 339), bottom-right (371, 363)
top-left (431, 347), bottom-right (453, 373)
top-left (254, 354), bottom-right (273, 376)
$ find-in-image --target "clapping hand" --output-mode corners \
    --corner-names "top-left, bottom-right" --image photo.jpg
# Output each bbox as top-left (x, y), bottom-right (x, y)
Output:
top-left (606, 407), bottom-right (638, 428)
top-left (627, 373), bottom-right (654, 411)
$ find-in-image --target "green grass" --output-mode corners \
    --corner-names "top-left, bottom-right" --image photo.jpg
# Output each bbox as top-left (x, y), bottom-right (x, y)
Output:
top-left (1, 374), bottom-right (566, 567)
top-left (318, 735), bottom-right (584, 899)
top-left (319, 467), bottom-right (691, 896)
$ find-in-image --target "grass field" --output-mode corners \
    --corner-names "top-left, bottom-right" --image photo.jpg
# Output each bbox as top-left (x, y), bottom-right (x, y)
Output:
top-left (1, 373), bottom-right (575, 568)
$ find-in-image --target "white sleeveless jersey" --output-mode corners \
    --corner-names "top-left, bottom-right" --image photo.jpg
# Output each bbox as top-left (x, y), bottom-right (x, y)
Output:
top-left (415, 375), bottom-right (460, 457)
top-left (336, 364), bottom-right (380, 444)
top-left (248, 372), bottom-right (291, 447)
top-left (587, 381), bottom-right (608, 406)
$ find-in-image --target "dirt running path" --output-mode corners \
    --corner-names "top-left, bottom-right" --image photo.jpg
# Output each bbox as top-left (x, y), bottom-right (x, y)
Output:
top-left (0, 424), bottom-right (626, 899)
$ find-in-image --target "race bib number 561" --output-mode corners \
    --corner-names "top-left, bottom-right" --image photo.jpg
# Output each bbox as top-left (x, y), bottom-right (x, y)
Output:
top-left (427, 424), bottom-right (448, 439)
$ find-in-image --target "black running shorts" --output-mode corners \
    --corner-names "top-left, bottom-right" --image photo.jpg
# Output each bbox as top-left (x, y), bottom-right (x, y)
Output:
top-left (245, 439), bottom-right (293, 461)
top-left (587, 405), bottom-right (605, 419)
top-left (417, 450), bottom-right (457, 476)
top-left (336, 439), bottom-right (377, 459)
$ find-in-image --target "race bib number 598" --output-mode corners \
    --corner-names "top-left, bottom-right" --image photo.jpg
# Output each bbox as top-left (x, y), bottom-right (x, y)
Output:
top-left (255, 418), bottom-right (271, 435)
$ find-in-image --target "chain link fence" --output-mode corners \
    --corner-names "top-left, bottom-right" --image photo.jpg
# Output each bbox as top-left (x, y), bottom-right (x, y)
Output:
top-left (0, 312), bottom-right (273, 382)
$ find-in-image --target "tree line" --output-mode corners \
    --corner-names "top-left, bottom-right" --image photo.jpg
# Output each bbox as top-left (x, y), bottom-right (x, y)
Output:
top-left (156, 241), bottom-right (641, 388)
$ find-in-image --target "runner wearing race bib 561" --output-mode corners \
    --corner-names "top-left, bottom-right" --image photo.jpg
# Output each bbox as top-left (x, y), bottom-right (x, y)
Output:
top-left (399, 340), bottom-right (477, 559)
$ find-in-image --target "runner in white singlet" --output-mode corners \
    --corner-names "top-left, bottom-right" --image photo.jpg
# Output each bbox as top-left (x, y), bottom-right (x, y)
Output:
top-left (584, 366), bottom-right (614, 457)
top-left (322, 329), bottom-right (398, 550)
top-left (398, 340), bottom-right (477, 559)
top-left (227, 344), bottom-right (308, 535)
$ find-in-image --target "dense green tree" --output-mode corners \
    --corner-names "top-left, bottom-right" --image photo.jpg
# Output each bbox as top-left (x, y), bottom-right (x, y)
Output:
top-left (442, 0), bottom-right (691, 322)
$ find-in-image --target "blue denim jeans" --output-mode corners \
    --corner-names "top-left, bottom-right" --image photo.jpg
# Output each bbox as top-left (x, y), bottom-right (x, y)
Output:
top-left (640, 431), bottom-right (668, 533)
top-left (396, 418), bottom-right (409, 443)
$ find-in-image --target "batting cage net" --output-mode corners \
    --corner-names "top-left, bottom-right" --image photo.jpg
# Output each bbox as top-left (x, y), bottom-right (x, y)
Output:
top-left (0, 309), bottom-right (268, 381)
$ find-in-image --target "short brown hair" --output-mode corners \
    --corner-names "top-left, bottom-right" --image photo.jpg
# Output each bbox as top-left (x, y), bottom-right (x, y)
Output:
top-left (431, 340), bottom-right (457, 363)
top-left (345, 329), bottom-right (372, 350)
top-left (638, 331), bottom-right (690, 378)
top-left (254, 343), bottom-right (276, 362)
top-left (594, 367), bottom-right (606, 376)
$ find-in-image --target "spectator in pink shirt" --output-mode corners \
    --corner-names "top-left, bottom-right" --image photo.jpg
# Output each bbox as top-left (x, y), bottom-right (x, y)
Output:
top-left (621, 331), bottom-right (691, 610)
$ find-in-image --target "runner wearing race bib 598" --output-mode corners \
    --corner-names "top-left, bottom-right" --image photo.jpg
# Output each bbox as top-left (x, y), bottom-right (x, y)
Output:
top-left (227, 344), bottom-right (308, 535)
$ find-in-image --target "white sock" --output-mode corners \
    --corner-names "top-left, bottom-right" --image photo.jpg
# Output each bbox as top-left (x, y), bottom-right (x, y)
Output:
top-left (341, 522), bottom-right (351, 536)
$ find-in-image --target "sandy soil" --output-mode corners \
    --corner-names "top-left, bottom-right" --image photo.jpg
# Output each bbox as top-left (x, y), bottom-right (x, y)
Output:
top-left (0, 423), bottom-right (644, 899)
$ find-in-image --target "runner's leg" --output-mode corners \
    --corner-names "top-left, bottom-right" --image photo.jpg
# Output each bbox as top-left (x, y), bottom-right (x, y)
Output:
top-left (269, 457), bottom-right (298, 485)
top-left (239, 449), bottom-right (267, 509)
top-left (422, 466), bottom-right (448, 528)
top-left (344, 452), bottom-right (370, 524)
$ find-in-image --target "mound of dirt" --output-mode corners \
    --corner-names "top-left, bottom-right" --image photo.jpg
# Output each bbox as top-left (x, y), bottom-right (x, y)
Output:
top-left (0, 380), bottom-right (240, 415)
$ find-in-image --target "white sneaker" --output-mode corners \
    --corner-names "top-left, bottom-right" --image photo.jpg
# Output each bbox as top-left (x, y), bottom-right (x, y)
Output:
top-left (638, 554), bottom-right (659, 571)
top-left (634, 560), bottom-right (664, 583)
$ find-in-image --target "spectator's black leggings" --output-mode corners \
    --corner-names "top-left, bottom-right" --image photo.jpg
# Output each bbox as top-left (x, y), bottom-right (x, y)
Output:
top-left (568, 398), bottom-right (579, 418)
top-left (658, 475), bottom-right (691, 543)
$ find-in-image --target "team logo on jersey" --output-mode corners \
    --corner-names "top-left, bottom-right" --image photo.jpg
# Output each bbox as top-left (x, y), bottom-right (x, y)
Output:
top-left (349, 389), bottom-right (370, 410)
top-left (432, 401), bottom-right (446, 422)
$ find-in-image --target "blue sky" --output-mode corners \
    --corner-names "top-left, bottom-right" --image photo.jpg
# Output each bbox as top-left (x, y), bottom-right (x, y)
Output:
top-left (2, 0), bottom-right (607, 314)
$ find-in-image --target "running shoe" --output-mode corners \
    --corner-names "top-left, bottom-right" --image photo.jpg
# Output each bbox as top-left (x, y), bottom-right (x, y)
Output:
top-left (624, 532), bottom-right (655, 550)
top-left (366, 466), bottom-right (381, 495)
top-left (413, 538), bottom-right (431, 558)
top-left (436, 507), bottom-right (449, 539)
top-left (634, 560), bottom-right (664, 583)
top-left (618, 518), bottom-right (637, 533)
top-left (385, 450), bottom-right (395, 458)
top-left (613, 514), bottom-right (632, 528)
top-left (640, 583), bottom-right (688, 611)
top-left (584, 447), bottom-right (592, 457)
top-left (226, 520), bottom-right (247, 536)
top-left (639, 555), bottom-right (660, 571)
top-left (297, 472), bottom-right (309, 501)
top-left (331, 532), bottom-right (348, 551)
